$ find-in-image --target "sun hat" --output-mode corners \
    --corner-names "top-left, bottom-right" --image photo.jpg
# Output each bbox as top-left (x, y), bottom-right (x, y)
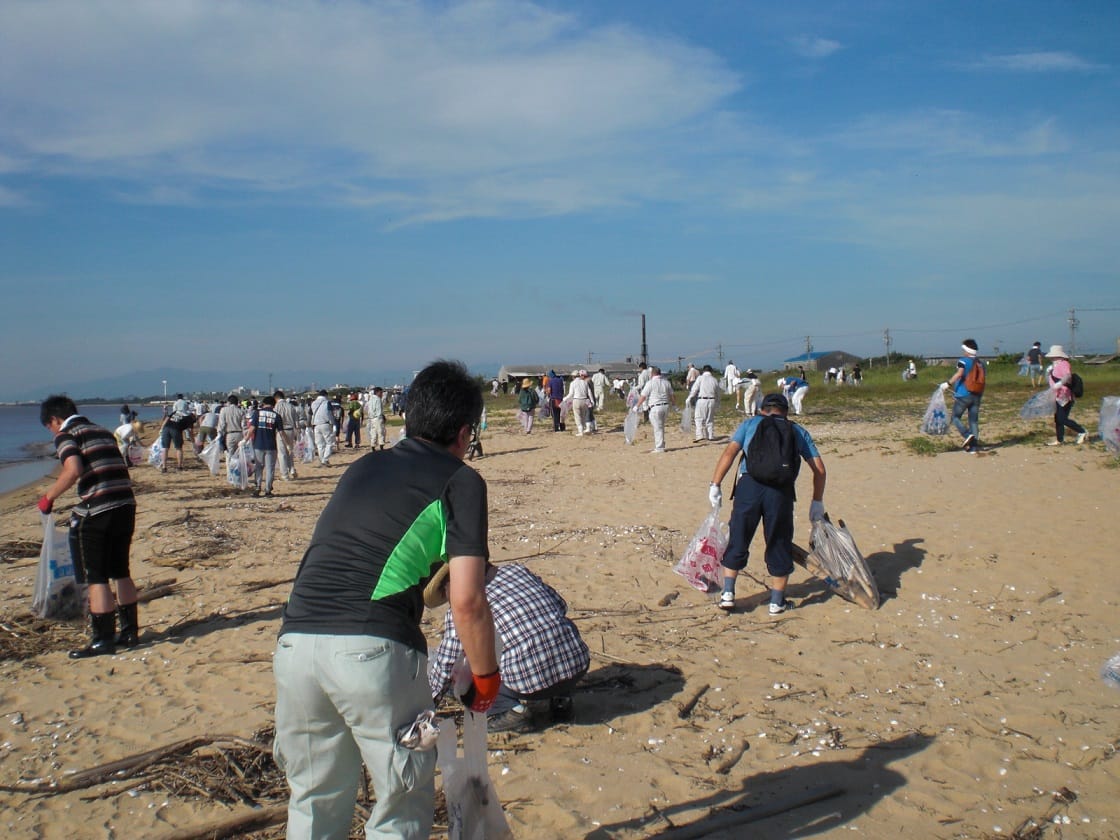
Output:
top-left (423, 563), bottom-right (451, 609)
top-left (522, 377), bottom-right (534, 389)
top-left (776, 377), bottom-right (787, 387)
top-left (1045, 344), bottom-right (1069, 359)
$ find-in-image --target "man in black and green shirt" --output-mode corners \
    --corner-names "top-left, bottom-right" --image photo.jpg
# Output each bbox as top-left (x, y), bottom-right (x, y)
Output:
top-left (274, 359), bottom-right (499, 839)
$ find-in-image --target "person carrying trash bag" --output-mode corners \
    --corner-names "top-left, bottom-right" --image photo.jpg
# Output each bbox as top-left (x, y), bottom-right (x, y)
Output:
top-left (37, 395), bottom-right (141, 658)
top-left (272, 360), bottom-right (499, 840)
top-left (707, 392), bottom-right (827, 615)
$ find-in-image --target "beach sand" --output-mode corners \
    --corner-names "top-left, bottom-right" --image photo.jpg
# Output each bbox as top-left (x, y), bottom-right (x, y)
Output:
top-left (1, 403), bottom-right (1118, 839)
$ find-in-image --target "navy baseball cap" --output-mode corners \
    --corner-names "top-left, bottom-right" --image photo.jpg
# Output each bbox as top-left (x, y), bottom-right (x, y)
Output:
top-left (760, 392), bottom-right (789, 412)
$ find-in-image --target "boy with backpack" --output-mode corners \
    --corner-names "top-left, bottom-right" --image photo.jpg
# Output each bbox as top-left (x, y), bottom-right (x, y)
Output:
top-left (707, 392), bottom-right (827, 614)
top-left (940, 338), bottom-right (985, 454)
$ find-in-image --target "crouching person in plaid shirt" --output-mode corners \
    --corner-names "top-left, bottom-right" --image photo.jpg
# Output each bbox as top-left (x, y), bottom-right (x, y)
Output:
top-left (426, 562), bottom-right (590, 733)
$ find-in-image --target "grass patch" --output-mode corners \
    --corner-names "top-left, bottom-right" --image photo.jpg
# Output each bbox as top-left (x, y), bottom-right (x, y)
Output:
top-left (903, 436), bottom-right (944, 456)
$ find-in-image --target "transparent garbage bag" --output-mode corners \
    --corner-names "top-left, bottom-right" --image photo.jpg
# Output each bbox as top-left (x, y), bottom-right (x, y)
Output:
top-left (673, 505), bottom-right (727, 592)
top-left (920, 388), bottom-right (949, 435)
top-left (31, 513), bottom-right (86, 620)
top-left (1100, 396), bottom-right (1120, 454)
top-left (1020, 389), bottom-right (1056, 420)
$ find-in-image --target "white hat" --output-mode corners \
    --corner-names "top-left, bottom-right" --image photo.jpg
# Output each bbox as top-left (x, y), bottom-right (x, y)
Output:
top-left (776, 377), bottom-right (787, 387)
top-left (1045, 344), bottom-right (1069, 359)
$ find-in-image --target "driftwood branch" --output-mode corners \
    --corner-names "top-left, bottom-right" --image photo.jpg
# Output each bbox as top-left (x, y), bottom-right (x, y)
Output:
top-left (0, 734), bottom-right (267, 795)
top-left (677, 684), bottom-right (709, 719)
top-left (654, 784), bottom-right (844, 839)
top-left (151, 803), bottom-right (288, 840)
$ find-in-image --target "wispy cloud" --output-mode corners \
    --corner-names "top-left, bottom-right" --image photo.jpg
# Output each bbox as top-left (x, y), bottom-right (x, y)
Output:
top-left (965, 51), bottom-right (1106, 73)
top-left (832, 110), bottom-right (1072, 158)
top-left (790, 35), bottom-right (843, 59)
top-left (0, 0), bottom-right (741, 221)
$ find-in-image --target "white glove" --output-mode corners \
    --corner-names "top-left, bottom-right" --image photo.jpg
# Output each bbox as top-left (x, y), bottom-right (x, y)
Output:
top-left (809, 500), bottom-right (825, 522)
top-left (709, 484), bottom-right (723, 509)
top-left (630, 405), bottom-right (639, 414)
top-left (939, 381), bottom-right (950, 392)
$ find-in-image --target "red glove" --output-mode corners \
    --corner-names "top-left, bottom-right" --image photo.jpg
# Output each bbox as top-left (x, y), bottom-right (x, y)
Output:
top-left (37, 496), bottom-right (53, 514)
top-left (459, 670), bottom-right (502, 713)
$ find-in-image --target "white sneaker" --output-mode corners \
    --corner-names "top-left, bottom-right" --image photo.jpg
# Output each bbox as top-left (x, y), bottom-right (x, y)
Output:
top-left (718, 592), bottom-right (735, 610)
top-left (1076, 432), bottom-right (1088, 445)
top-left (769, 599), bottom-right (794, 615)
top-left (1046, 440), bottom-right (1062, 447)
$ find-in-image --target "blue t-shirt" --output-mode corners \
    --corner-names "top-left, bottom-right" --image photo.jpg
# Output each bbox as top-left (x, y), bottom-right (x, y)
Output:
top-left (249, 407), bottom-right (283, 451)
top-left (785, 377), bottom-right (809, 390)
top-left (953, 356), bottom-right (982, 399)
top-left (731, 415), bottom-right (819, 477)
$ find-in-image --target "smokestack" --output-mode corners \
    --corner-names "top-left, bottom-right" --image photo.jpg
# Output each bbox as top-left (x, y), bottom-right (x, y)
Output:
top-left (640, 314), bottom-right (648, 365)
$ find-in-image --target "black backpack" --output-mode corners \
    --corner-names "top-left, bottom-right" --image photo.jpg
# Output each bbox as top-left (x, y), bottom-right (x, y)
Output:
top-left (1070, 372), bottom-right (1084, 399)
top-left (745, 415), bottom-right (801, 489)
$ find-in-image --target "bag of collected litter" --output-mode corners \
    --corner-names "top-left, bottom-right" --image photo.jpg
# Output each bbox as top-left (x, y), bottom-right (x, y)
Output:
top-left (679, 403), bottom-right (693, 435)
top-left (299, 427), bottom-right (315, 463)
top-left (1099, 396), bottom-right (1120, 454)
top-left (126, 441), bottom-right (144, 466)
top-left (1020, 389), bottom-right (1056, 420)
top-left (227, 441), bottom-right (249, 490)
top-left (148, 439), bottom-right (166, 468)
top-left (436, 655), bottom-right (514, 840)
top-left (200, 437), bottom-right (222, 476)
top-left (803, 516), bottom-right (879, 610)
top-left (623, 408), bottom-right (639, 445)
top-left (920, 388), bottom-right (949, 435)
top-left (31, 514), bottom-right (86, 620)
top-left (673, 506), bottom-right (727, 592)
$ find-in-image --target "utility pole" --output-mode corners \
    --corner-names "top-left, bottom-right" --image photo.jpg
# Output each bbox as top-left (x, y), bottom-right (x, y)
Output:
top-left (717, 343), bottom-right (724, 365)
top-left (804, 335), bottom-right (813, 358)
top-left (1068, 308), bottom-right (1079, 357)
top-left (162, 379), bottom-right (167, 399)
top-left (677, 356), bottom-right (684, 371)
top-left (268, 372), bottom-right (273, 394)
top-left (587, 351), bottom-right (594, 366)
top-left (882, 329), bottom-right (892, 366)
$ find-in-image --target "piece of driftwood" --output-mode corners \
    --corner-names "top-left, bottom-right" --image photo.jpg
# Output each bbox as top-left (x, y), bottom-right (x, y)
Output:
top-left (653, 784), bottom-right (845, 839)
top-left (714, 740), bottom-right (750, 775)
top-left (0, 735), bottom-right (264, 794)
top-left (677, 684), bottom-right (709, 719)
top-left (152, 803), bottom-right (288, 840)
top-left (137, 577), bottom-right (182, 604)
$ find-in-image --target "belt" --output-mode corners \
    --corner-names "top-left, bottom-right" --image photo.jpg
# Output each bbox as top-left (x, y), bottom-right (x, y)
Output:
top-left (649, 402), bottom-right (668, 407)
top-left (697, 396), bottom-right (714, 400)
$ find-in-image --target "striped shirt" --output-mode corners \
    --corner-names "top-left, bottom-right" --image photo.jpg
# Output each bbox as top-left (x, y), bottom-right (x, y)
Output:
top-left (428, 563), bottom-right (590, 699)
top-left (54, 416), bottom-right (136, 517)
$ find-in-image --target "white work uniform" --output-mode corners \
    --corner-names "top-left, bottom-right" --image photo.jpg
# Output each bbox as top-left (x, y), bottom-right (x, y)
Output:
top-left (688, 371), bottom-right (720, 440)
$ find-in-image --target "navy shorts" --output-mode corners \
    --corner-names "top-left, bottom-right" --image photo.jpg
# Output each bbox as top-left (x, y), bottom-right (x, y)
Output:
top-left (722, 474), bottom-right (796, 577)
top-left (69, 505), bottom-right (136, 585)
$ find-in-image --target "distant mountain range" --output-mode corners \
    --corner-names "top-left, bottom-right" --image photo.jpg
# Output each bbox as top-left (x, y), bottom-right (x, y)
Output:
top-left (2, 364), bottom-right (503, 403)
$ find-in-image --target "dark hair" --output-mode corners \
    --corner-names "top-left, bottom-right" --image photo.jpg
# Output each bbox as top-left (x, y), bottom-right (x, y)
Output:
top-left (273, 389), bottom-right (285, 399)
top-left (318, 389), bottom-right (328, 396)
top-left (262, 395), bottom-right (276, 407)
top-left (228, 394), bottom-right (239, 403)
top-left (703, 365), bottom-right (713, 373)
top-left (962, 338), bottom-right (978, 351)
top-left (40, 395), bottom-right (79, 426)
top-left (404, 360), bottom-right (483, 446)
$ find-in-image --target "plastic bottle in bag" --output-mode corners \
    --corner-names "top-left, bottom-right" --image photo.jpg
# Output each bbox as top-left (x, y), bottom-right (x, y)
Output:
top-left (1102, 653), bottom-right (1120, 690)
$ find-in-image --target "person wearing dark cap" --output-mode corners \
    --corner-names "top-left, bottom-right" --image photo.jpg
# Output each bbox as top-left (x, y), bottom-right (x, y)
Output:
top-left (707, 392), bottom-right (827, 615)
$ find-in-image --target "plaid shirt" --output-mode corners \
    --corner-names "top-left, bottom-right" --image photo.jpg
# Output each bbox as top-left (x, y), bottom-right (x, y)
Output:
top-left (428, 564), bottom-right (590, 699)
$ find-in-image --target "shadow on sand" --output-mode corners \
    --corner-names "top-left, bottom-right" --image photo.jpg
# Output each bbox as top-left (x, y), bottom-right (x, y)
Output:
top-left (586, 732), bottom-right (933, 838)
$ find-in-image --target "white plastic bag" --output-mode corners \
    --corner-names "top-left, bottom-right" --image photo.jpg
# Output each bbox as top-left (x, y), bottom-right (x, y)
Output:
top-left (623, 409), bottom-right (639, 445)
top-left (126, 441), bottom-right (144, 466)
top-left (200, 438), bottom-right (222, 476)
top-left (1020, 389), bottom-right (1056, 420)
top-left (805, 516), bottom-right (879, 610)
top-left (148, 439), bottom-right (166, 468)
top-left (679, 403), bottom-right (693, 435)
top-left (920, 388), bottom-right (949, 435)
top-left (1100, 396), bottom-right (1120, 454)
top-left (31, 514), bottom-right (86, 620)
top-left (673, 506), bottom-right (727, 592)
top-left (227, 440), bottom-right (250, 489)
top-left (299, 427), bottom-right (315, 463)
top-left (437, 655), bottom-right (514, 840)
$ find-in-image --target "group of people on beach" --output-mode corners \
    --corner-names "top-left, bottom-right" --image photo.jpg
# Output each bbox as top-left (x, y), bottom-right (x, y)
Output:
top-left (34, 334), bottom-right (1098, 838)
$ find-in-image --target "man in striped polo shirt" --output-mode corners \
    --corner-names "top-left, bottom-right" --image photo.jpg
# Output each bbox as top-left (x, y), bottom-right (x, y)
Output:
top-left (39, 395), bottom-right (140, 659)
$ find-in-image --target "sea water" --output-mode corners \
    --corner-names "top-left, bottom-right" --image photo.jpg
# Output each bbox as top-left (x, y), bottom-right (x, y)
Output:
top-left (0, 404), bottom-right (165, 495)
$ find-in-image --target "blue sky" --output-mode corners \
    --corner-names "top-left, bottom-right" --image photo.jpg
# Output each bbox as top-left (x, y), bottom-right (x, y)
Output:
top-left (1, 0), bottom-right (1118, 398)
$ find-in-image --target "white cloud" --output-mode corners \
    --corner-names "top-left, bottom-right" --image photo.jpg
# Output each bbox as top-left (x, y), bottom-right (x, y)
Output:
top-left (790, 35), bottom-right (843, 59)
top-left (966, 51), bottom-right (1106, 73)
top-left (0, 0), bottom-right (740, 219)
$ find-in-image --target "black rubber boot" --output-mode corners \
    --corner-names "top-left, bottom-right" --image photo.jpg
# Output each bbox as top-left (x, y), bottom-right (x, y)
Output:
top-left (69, 612), bottom-right (117, 659)
top-left (116, 602), bottom-right (140, 648)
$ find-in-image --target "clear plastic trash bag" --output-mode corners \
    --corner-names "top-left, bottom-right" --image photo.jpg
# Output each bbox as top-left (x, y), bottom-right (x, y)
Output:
top-left (1099, 396), bottom-right (1120, 454)
top-left (920, 388), bottom-right (949, 435)
top-left (673, 505), bottom-right (727, 592)
top-left (1020, 389), bottom-right (1056, 420)
top-left (32, 513), bottom-right (86, 620)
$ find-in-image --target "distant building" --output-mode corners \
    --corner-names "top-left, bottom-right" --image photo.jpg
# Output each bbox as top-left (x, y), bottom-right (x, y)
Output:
top-left (497, 362), bottom-right (641, 385)
top-left (782, 350), bottom-right (862, 372)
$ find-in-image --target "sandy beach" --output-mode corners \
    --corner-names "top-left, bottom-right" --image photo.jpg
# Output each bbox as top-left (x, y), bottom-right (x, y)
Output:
top-left (1, 392), bottom-right (1118, 839)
